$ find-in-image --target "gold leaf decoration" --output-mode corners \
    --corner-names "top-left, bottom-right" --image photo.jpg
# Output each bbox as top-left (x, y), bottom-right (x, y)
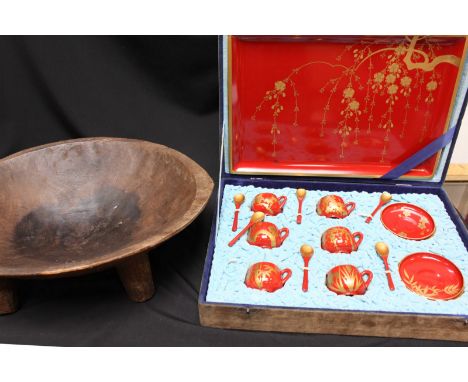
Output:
top-left (251, 36), bottom-right (461, 160)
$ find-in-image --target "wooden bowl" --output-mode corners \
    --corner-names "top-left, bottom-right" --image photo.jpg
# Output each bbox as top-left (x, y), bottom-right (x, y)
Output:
top-left (0, 138), bottom-right (214, 313)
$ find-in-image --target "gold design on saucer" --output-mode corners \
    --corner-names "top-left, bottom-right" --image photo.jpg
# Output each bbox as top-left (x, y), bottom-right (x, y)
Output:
top-left (417, 216), bottom-right (429, 230)
top-left (402, 269), bottom-right (463, 300)
top-left (380, 203), bottom-right (436, 241)
top-left (402, 208), bottom-right (412, 217)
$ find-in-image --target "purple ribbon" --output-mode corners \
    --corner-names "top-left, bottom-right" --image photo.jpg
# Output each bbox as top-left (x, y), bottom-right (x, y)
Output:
top-left (381, 127), bottom-right (456, 180)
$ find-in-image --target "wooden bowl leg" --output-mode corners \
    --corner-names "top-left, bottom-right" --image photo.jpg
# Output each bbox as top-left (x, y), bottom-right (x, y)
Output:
top-left (116, 252), bottom-right (155, 303)
top-left (0, 279), bottom-right (19, 315)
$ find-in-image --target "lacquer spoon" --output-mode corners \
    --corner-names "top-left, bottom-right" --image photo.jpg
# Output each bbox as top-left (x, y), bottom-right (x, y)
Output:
top-left (375, 242), bottom-right (395, 291)
top-left (228, 212), bottom-right (265, 247)
top-left (300, 244), bottom-right (314, 292)
top-left (365, 191), bottom-right (392, 223)
top-left (296, 188), bottom-right (306, 224)
top-left (232, 193), bottom-right (245, 231)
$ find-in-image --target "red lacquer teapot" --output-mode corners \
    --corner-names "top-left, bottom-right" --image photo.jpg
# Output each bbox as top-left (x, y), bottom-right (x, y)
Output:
top-left (317, 195), bottom-right (355, 218)
top-left (245, 262), bottom-right (292, 292)
top-left (326, 265), bottom-right (373, 296)
top-left (251, 193), bottom-right (287, 216)
top-left (321, 226), bottom-right (363, 253)
top-left (247, 221), bottom-right (289, 249)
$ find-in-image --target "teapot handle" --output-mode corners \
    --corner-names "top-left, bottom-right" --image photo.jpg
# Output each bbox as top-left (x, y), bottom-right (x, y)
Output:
top-left (360, 270), bottom-right (373, 289)
top-left (280, 268), bottom-right (292, 285)
top-left (353, 232), bottom-right (364, 250)
top-left (345, 201), bottom-right (356, 215)
top-left (278, 228), bottom-right (289, 245)
top-left (278, 196), bottom-right (287, 210)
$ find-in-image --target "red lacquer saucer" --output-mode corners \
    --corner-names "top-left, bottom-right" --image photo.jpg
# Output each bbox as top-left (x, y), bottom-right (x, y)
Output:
top-left (399, 252), bottom-right (464, 300)
top-left (380, 203), bottom-right (435, 240)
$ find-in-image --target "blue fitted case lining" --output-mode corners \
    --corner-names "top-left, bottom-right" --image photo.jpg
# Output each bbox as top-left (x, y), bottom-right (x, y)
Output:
top-left (200, 177), bottom-right (468, 318)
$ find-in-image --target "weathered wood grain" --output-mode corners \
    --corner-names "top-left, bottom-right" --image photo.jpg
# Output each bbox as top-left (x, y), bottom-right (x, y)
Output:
top-left (117, 252), bottom-right (155, 302)
top-left (199, 303), bottom-right (468, 342)
top-left (0, 279), bottom-right (19, 315)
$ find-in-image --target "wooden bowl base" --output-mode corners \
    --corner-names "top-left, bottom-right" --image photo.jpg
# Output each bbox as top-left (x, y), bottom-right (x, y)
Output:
top-left (117, 252), bottom-right (155, 303)
top-left (0, 279), bottom-right (19, 315)
top-left (0, 252), bottom-right (156, 314)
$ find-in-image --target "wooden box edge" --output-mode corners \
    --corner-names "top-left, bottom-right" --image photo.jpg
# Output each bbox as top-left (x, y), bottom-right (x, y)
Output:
top-left (199, 301), bottom-right (468, 342)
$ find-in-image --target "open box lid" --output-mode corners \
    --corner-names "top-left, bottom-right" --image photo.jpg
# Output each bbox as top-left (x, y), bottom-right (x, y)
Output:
top-left (221, 35), bottom-right (468, 185)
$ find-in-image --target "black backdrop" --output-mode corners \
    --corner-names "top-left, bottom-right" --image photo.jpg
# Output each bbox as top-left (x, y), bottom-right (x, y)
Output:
top-left (0, 36), bottom-right (462, 346)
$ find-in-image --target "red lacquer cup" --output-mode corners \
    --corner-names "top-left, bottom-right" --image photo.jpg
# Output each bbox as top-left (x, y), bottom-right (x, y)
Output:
top-left (321, 226), bottom-right (363, 253)
top-left (247, 222), bottom-right (289, 249)
top-left (252, 193), bottom-right (287, 216)
top-left (326, 265), bottom-right (373, 296)
top-left (245, 262), bottom-right (292, 293)
top-left (317, 195), bottom-right (355, 218)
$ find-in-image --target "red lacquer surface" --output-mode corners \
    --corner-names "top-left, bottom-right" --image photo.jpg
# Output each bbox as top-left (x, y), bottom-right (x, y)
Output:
top-left (316, 194), bottom-right (355, 218)
top-left (247, 221), bottom-right (289, 249)
top-left (381, 202), bottom-right (435, 240)
top-left (321, 226), bottom-right (363, 253)
top-left (325, 265), bottom-right (373, 296)
top-left (399, 252), bottom-right (464, 300)
top-left (229, 36), bottom-right (466, 178)
top-left (251, 192), bottom-right (287, 216)
top-left (245, 262), bottom-right (292, 293)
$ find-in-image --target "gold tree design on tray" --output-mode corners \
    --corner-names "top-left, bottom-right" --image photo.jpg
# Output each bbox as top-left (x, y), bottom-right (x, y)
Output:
top-left (251, 36), bottom-right (461, 160)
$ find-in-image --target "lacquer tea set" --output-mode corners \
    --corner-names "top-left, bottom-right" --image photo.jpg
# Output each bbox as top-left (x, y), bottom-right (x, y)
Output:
top-left (228, 190), bottom-right (464, 300)
top-left (199, 35), bottom-right (468, 341)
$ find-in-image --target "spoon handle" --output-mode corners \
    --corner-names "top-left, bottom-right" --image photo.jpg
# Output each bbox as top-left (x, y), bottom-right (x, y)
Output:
top-left (297, 199), bottom-right (304, 224)
top-left (365, 201), bottom-right (385, 223)
top-left (232, 202), bottom-right (241, 231)
top-left (302, 257), bottom-right (310, 292)
top-left (383, 257), bottom-right (395, 291)
top-left (228, 221), bottom-right (253, 247)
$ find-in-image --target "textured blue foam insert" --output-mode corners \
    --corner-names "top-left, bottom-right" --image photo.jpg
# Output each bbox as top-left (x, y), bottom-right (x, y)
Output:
top-left (206, 184), bottom-right (468, 315)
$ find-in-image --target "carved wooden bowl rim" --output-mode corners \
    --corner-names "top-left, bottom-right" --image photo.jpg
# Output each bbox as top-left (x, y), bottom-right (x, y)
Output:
top-left (0, 137), bottom-right (214, 278)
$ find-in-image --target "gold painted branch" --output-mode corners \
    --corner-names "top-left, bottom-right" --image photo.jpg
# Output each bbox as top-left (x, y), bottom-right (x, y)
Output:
top-left (404, 35), bottom-right (461, 71)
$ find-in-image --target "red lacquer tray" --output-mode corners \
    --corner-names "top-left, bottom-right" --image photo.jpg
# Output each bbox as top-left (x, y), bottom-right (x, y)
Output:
top-left (381, 202), bottom-right (435, 240)
top-left (228, 36), bottom-right (467, 178)
top-left (399, 252), bottom-right (464, 300)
